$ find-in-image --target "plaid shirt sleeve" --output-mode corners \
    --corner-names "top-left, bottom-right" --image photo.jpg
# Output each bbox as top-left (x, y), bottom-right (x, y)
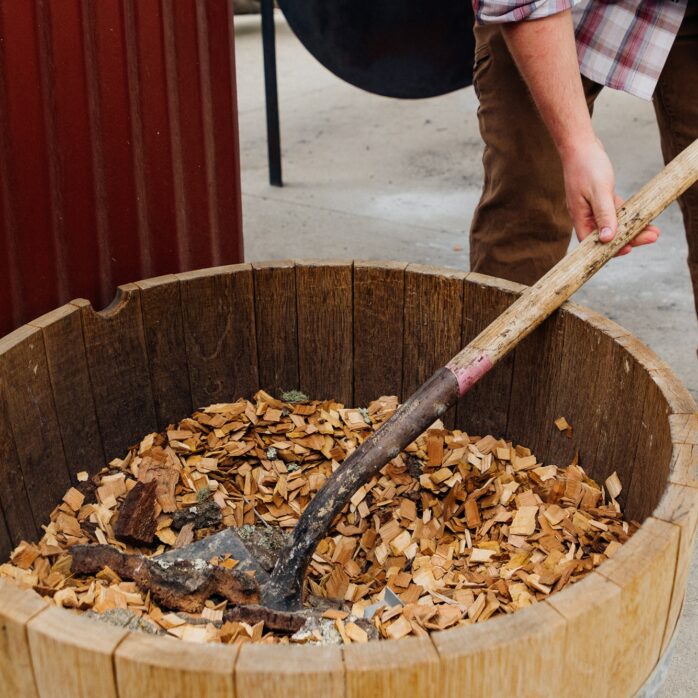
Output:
top-left (473, 0), bottom-right (579, 24)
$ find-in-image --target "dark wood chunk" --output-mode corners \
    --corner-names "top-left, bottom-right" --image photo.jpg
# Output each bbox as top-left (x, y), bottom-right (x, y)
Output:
top-left (146, 558), bottom-right (259, 612)
top-left (224, 604), bottom-right (307, 634)
top-left (236, 525), bottom-right (289, 573)
top-left (138, 457), bottom-right (180, 513)
top-left (71, 543), bottom-right (145, 579)
top-left (114, 480), bottom-right (158, 546)
top-left (171, 499), bottom-right (222, 531)
top-left (70, 543), bottom-right (260, 613)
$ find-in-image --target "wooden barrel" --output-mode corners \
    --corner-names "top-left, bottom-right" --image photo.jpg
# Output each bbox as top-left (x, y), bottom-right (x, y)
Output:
top-left (0, 260), bottom-right (695, 698)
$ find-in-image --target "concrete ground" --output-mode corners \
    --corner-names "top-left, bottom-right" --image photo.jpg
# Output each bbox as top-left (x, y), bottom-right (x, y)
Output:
top-left (234, 12), bottom-right (697, 694)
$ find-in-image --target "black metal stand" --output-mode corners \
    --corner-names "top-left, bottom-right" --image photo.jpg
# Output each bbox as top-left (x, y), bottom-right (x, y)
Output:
top-left (261, 0), bottom-right (282, 186)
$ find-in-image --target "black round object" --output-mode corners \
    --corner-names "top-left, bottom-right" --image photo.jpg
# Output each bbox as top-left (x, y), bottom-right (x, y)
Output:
top-left (276, 0), bottom-right (475, 99)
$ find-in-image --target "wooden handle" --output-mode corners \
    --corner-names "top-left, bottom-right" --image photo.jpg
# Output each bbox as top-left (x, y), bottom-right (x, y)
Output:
top-left (447, 138), bottom-right (698, 395)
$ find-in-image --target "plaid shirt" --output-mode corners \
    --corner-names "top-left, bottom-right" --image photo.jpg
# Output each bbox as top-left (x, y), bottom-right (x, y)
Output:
top-left (473, 1), bottom-right (688, 99)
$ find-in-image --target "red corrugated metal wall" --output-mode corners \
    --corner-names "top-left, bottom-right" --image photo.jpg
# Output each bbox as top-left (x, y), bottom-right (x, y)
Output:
top-left (0, 0), bottom-right (243, 335)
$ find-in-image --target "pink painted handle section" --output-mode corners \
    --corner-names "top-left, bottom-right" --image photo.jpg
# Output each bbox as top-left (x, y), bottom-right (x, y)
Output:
top-left (446, 354), bottom-right (493, 397)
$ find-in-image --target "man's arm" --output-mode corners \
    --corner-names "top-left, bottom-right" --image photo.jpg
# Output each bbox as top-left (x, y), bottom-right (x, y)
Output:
top-left (500, 10), bottom-right (658, 253)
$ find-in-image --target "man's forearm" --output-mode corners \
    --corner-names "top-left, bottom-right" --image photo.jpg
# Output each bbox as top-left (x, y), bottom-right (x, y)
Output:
top-left (487, 7), bottom-right (659, 252)
top-left (501, 10), bottom-right (595, 160)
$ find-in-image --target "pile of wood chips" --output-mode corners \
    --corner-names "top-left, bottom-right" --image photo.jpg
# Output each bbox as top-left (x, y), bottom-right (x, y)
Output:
top-left (0, 391), bottom-right (637, 645)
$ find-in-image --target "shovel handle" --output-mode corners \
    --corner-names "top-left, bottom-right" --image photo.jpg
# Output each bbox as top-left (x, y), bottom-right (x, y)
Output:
top-left (446, 137), bottom-right (698, 394)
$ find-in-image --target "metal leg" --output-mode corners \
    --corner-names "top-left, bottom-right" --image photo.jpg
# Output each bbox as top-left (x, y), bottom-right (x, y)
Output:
top-left (261, 0), bottom-right (282, 186)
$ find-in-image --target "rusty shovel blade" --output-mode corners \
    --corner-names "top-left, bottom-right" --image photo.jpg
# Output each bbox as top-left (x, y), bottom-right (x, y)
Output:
top-left (156, 527), bottom-right (270, 585)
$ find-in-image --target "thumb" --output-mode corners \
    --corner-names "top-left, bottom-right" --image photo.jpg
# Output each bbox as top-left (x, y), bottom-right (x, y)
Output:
top-left (593, 193), bottom-right (618, 243)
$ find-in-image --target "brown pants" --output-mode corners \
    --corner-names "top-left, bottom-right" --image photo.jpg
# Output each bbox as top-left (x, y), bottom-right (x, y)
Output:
top-left (469, 4), bottom-right (698, 320)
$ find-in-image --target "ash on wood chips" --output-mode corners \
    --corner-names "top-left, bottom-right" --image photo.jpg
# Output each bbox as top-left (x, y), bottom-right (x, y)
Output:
top-left (0, 391), bottom-right (637, 645)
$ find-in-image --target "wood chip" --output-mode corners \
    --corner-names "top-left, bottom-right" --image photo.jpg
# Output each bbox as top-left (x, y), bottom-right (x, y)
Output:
top-left (62, 487), bottom-right (85, 512)
top-left (554, 417), bottom-right (570, 431)
top-left (605, 471), bottom-right (623, 500)
top-left (510, 506), bottom-right (539, 536)
top-left (386, 615), bottom-right (412, 640)
top-left (345, 622), bottom-right (368, 643)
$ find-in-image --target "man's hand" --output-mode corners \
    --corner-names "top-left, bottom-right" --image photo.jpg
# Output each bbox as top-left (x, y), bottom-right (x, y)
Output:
top-left (560, 137), bottom-right (660, 256)
top-left (502, 11), bottom-right (659, 255)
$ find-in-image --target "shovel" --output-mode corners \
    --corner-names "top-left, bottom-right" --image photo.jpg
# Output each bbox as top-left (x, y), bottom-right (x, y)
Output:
top-left (260, 138), bottom-right (698, 610)
top-left (76, 140), bottom-right (698, 622)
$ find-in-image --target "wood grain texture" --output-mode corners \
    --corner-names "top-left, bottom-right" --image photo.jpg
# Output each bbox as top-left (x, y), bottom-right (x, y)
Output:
top-left (135, 275), bottom-right (193, 428)
top-left (624, 378), bottom-right (673, 521)
top-left (587, 331), bottom-right (651, 510)
top-left (545, 573), bottom-right (622, 698)
top-left (75, 286), bottom-right (158, 462)
top-left (614, 331), bottom-right (666, 372)
top-left (252, 260), bottom-right (299, 397)
top-left (620, 335), bottom-right (697, 518)
top-left (669, 413), bottom-right (698, 488)
top-left (402, 265), bottom-right (466, 428)
top-left (562, 302), bottom-right (629, 341)
top-left (654, 483), bottom-right (698, 653)
top-left (115, 632), bottom-right (237, 698)
top-left (344, 635), bottom-right (440, 698)
top-left (177, 264), bottom-right (259, 408)
top-left (30, 305), bottom-right (105, 477)
top-left (433, 602), bottom-right (565, 697)
top-left (235, 643), bottom-right (344, 698)
top-left (669, 445), bottom-right (698, 486)
top-left (0, 325), bottom-right (72, 528)
top-left (669, 412), bottom-right (698, 446)
top-left (595, 518), bottom-right (679, 695)
top-left (0, 383), bottom-right (36, 544)
top-left (27, 606), bottom-right (127, 698)
top-left (647, 366), bottom-right (697, 415)
top-left (0, 513), bottom-right (10, 562)
top-left (353, 260), bottom-right (407, 407)
top-left (457, 273), bottom-right (521, 437)
top-left (0, 580), bottom-right (47, 698)
top-left (543, 310), bottom-right (612, 471)
top-left (506, 309), bottom-right (566, 459)
top-left (296, 260), bottom-right (353, 406)
top-left (668, 414), bottom-right (698, 488)
top-left (546, 307), bottom-right (649, 514)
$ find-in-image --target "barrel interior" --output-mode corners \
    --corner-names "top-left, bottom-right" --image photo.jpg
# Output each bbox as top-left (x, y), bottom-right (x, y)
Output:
top-left (0, 260), bottom-right (694, 698)
top-left (0, 260), bottom-right (678, 555)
